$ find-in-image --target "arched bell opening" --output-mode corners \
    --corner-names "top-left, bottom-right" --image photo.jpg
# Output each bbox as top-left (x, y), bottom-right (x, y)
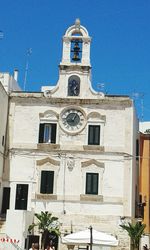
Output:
top-left (70, 39), bottom-right (82, 63)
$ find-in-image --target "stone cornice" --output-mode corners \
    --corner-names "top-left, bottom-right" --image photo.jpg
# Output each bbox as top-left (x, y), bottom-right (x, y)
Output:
top-left (80, 194), bottom-right (103, 202)
top-left (9, 147), bottom-right (132, 157)
top-left (59, 64), bottom-right (91, 71)
top-left (10, 94), bottom-right (132, 107)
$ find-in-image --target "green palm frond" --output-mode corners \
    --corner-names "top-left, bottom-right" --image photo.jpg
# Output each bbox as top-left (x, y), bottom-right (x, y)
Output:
top-left (28, 223), bottom-right (36, 233)
top-left (120, 222), bottom-right (146, 248)
top-left (28, 211), bottom-right (60, 250)
top-left (29, 211), bottom-right (60, 234)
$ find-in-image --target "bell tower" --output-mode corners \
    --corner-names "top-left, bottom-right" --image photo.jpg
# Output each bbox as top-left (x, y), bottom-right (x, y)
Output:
top-left (43, 19), bottom-right (103, 99)
top-left (52, 19), bottom-right (94, 98)
top-left (60, 18), bottom-right (91, 68)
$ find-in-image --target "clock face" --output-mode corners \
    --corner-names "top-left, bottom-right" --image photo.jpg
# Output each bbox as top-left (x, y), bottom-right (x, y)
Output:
top-left (60, 108), bottom-right (86, 134)
top-left (66, 112), bottom-right (80, 126)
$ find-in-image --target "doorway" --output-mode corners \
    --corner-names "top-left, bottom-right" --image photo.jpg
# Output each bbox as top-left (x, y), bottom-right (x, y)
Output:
top-left (15, 184), bottom-right (28, 210)
top-left (1, 187), bottom-right (10, 215)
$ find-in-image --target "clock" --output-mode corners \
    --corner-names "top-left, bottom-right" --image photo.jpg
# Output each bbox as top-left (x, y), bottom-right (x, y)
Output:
top-left (60, 108), bottom-right (86, 134)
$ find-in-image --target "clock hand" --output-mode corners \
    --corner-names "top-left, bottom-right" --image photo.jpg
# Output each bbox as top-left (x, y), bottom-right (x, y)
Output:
top-left (72, 113), bottom-right (77, 121)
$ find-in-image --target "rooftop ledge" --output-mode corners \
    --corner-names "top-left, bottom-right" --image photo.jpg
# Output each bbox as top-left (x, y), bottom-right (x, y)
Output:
top-left (10, 92), bottom-right (132, 106)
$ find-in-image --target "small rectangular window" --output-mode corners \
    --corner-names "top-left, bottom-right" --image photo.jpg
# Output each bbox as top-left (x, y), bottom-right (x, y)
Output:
top-left (2, 136), bottom-right (4, 146)
top-left (40, 171), bottom-right (54, 194)
top-left (39, 123), bottom-right (57, 143)
top-left (88, 125), bottom-right (100, 145)
top-left (136, 139), bottom-right (139, 161)
top-left (86, 173), bottom-right (99, 195)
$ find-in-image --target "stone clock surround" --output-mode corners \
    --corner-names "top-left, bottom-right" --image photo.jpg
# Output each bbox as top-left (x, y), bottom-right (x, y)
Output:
top-left (59, 105), bottom-right (87, 135)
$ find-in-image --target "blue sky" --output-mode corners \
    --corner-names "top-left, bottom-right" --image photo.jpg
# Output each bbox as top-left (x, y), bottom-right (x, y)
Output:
top-left (0, 0), bottom-right (150, 121)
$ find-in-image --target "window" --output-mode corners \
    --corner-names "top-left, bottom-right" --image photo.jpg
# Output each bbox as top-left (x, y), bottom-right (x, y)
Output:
top-left (88, 125), bottom-right (100, 145)
top-left (136, 139), bottom-right (139, 161)
top-left (86, 173), bottom-right (99, 195)
top-left (39, 123), bottom-right (57, 143)
top-left (40, 171), bottom-right (54, 194)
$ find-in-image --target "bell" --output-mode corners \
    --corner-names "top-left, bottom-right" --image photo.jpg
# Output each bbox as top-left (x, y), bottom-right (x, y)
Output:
top-left (73, 41), bottom-right (80, 52)
top-left (72, 52), bottom-right (80, 61)
top-left (71, 40), bottom-right (81, 61)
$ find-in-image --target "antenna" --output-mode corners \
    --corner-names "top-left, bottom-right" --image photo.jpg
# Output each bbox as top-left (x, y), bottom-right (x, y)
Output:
top-left (97, 82), bottom-right (105, 93)
top-left (132, 92), bottom-right (144, 121)
top-left (23, 48), bottom-right (32, 91)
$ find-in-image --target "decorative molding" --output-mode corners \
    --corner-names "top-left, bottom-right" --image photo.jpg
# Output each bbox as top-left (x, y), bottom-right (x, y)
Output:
top-left (39, 110), bottom-right (59, 119)
top-left (81, 159), bottom-right (104, 169)
top-left (36, 194), bottom-right (57, 200)
top-left (36, 157), bottom-right (60, 166)
top-left (44, 90), bottom-right (52, 98)
top-left (37, 144), bottom-right (60, 151)
top-left (83, 145), bottom-right (104, 152)
top-left (87, 112), bottom-right (106, 121)
top-left (80, 194), bottom-right (103, 202)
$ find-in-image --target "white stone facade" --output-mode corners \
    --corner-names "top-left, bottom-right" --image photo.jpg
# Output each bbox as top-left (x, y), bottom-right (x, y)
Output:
top-left (0, 71), bottom-right (21, 93)
top-left (0, 82), bottom-right (8, 205)
top-left (0, 72), bottom-right (21, 248)
top-left (139, 122), bottom-right (150, 134)
top-left (2, 20), bottom-right (139, 250)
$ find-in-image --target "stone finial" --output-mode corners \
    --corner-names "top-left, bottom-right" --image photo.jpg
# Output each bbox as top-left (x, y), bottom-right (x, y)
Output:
top-left (75, 18), bottom-right (80, 28)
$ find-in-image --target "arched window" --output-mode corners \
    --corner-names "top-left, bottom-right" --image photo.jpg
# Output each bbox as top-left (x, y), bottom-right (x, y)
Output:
top-left (68, 75), bottom-right (80, 96)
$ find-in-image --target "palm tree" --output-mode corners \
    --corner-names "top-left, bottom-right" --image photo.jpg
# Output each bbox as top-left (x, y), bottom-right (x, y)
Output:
top-left (28, 211), bottom-right (60, 250)
top-left (120, 221), bottom-right (146, 250)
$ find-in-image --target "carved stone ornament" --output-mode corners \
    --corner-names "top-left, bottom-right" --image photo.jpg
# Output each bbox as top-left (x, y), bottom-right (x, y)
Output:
top-left (44, 90), bottom-right (51, 98)
top-left (67, 157), bottom-right (75, 171)
top-left (75, 18), bottom-right (80, 29)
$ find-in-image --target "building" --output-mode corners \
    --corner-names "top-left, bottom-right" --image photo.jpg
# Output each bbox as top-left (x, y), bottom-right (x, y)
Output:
top-left (139, 122), bottom-right (150, 233)
top-left (0, 71), bottom-right (20, 215)
top-left (2, 20), bottom-right (139, 250)
top-left (0, 78), bottom-right (9, 215)
top-left (0, 72), bottom-right (20, 248)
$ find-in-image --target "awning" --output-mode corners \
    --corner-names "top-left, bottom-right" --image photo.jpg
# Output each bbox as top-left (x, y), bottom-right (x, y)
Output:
top-left (62, 229), bottom-right (118, 246)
